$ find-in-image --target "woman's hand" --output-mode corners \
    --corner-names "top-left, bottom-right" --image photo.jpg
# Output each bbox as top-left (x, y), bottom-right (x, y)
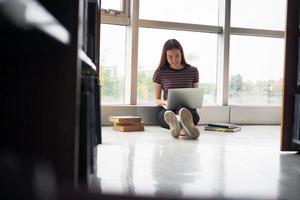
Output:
top-left (155, 99), bottom-right (167, 107)
top-left (154, 83), bottom-right (167, 107)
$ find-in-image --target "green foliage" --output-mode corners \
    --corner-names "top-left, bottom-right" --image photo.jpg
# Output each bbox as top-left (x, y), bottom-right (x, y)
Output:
top-left (201, 83), bottom-right (215, 95)
top-left (242, 80), bottom-right (254, 92)
top-left (229, 74), bottom-right (243, 96)
top-left (100, 67), bottom-right (124, 103)
top-left (137, 70), bottom-right (155, 102)
top-left (201, 82), bottom-right (216, 104)
top-left (186, 53), bottom-right (199, 62)
top-left (229, 73), bottom-right (282, 105)
top-left (99, 68), bottom-right (282, 105)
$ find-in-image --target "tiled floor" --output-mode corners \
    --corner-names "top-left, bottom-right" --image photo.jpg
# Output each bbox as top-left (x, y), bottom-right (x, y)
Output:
top-left (96, 126), bottom-right (300, 200)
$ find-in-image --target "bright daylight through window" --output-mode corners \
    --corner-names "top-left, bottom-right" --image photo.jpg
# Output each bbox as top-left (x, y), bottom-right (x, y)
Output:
top-left (101, 0), bottom-right (123, 11)
top-left (100, 0), bottom-right (286, 106)
top-left (231, 0), bottom-right (286, 30)
top-left (139, 0), bottom-right (219, 25)
top-left (100, 24), bottom-right (126, 104)
top-left (229, 35), bottom-right (284, 105)
top-left (229, 0), bottom-right (285, 105)
top-left (138, 28), bottom-right (217, 105)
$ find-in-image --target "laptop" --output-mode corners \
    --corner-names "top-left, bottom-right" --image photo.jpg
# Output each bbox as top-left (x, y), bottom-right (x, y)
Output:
top-left (165, 88), bottom-right (204, 110)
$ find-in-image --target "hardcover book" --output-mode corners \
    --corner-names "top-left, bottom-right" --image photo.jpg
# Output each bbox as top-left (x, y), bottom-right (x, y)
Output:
top-left (113, 124), bottom-right (145, 132)
top-left (109, 115), bottom-right (144, 132)
top-left (208, 122), bottom-right (239, 129)
top-left (204, 126), bottom-right (241, 132)
top-left (113, 121), bottom-right (144, 126)
top-left (109, 115), bottom-right (142, 123)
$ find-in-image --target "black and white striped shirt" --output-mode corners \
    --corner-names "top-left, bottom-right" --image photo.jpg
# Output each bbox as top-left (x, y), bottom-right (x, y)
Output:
top-left (153, 65), bottom-right (199, 100)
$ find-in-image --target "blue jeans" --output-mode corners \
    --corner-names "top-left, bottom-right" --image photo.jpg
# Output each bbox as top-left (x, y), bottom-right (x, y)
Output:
top-left (158, 106), bottom-right (200, 129)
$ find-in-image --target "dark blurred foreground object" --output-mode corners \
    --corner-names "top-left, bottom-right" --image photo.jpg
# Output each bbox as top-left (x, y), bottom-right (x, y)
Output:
top-left (0, 0), bottom-right (101, 189)
top-left (0, 151), bottom-right (58, 200)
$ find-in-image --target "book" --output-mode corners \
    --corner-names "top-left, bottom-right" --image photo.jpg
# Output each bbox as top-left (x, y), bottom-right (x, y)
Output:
top-left (113, 121), bottom-right (144, 126)
top-left (109, 115), bottom-right (144, 132)
top-left (208, 122), bottom-right (239, 129)
top-left (204, 126), bottom-right (241, 132)
top-left (109, 115), bottom-right (142, 123)
top-left (113, 124), bottom-right (144, 132)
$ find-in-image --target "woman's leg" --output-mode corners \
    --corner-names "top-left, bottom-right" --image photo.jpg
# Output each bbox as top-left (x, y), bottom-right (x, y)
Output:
top-left (158, 106), bottom-right (181, 138)
top-left (158, 107), bottom-right (170, 129)
top-left (189, 108), bottom-right (200, 125)
top-left (175, 107), bottom-right (200, 125)
top-left (177, 107), bottom-right (200, 139)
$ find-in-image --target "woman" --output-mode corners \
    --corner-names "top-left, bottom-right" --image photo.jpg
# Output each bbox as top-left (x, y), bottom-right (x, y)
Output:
top-left (153, 39), bottom-right (200, 139)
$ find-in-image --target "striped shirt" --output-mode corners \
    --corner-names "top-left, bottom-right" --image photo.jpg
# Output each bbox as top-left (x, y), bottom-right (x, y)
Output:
top-left (153, 65), bottom-right (199, 100)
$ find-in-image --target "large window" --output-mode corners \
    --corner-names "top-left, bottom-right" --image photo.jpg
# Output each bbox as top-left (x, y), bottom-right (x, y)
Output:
top-left (101, 0), bottom-right (124, 12)
top-left (138, 28), bottom-right (218, 105)
top-left (229, 35), bottom-right (284, 105)
top-left (100, 24), bottom-right (126, 104)
top-left (99, 0), bottom-right (286, 107)
top-left (231, 0), bottom-right (286, 30)
top-left (139, 0), bottom-right (219, 25)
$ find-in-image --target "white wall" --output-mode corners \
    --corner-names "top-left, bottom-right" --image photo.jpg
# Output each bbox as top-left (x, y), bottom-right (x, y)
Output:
top-left (101, 105), bottom-right (281, 126)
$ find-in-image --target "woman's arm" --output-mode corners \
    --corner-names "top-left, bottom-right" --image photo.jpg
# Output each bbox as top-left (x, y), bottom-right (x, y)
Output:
top-left (154, 82), bottom-right (167, 106)
top-left (193, 82), bottom-right (199, 88)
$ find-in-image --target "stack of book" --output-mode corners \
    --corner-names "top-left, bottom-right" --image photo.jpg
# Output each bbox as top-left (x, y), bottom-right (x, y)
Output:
top-left (109, 115), bottom-right (144, 132)
top-left (204, 122), bottom-right (241, 132)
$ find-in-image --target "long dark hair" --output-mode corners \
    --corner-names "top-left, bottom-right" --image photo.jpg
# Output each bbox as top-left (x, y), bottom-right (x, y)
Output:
top-left (157, 39), bottom-right (190, 70)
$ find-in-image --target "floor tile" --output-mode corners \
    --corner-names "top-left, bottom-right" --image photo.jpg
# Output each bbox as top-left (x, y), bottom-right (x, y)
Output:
top-left (96, 125), bottom-right (300, 200)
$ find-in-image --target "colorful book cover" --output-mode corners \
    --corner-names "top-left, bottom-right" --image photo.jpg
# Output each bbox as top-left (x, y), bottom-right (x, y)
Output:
top-left (204, 126), bottom-right (241, 132)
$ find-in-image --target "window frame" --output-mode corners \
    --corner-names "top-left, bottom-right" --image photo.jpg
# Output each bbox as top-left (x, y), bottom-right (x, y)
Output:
top-left (99, 0), bottom-right (286, 107)
top-left (101, 0), bottom-right (130, 25)
top-left (216, 0), bottom-right (285, 106)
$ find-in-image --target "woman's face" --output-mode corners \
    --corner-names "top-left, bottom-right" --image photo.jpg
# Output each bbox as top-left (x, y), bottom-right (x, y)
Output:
top-left (166, 48), bottom-right (182, 69)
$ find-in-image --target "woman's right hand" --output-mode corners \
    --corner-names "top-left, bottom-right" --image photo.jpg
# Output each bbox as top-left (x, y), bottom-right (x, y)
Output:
top-left (155, 99), bottom-right (167, 107)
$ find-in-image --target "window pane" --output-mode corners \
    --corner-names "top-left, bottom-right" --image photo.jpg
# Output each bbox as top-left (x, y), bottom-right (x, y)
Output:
top-left (100, 24), bottom-right (126, 104)
top-left (138, 28), bottom-right (218, 105)
top-left (231, 0), bottom-right (286, 30)
top-left (101, 0), bottom-right (123, 11)
top-left (229, 35), bottom-right (284, 105)
top-left (139, 0), bottom-right (219, 25)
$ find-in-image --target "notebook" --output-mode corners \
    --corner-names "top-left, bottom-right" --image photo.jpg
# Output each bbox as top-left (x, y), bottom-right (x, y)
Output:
top-left (165, 88), bottom-right (204, 110)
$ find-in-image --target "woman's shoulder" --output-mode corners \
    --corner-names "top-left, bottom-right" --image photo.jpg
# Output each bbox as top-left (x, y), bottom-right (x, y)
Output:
top-left (153, 66), bottom-right (169, 76)
top-left (156, 66), bottom-right (170, 72)
top-left (185, 65), bottom-right (198, 71)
